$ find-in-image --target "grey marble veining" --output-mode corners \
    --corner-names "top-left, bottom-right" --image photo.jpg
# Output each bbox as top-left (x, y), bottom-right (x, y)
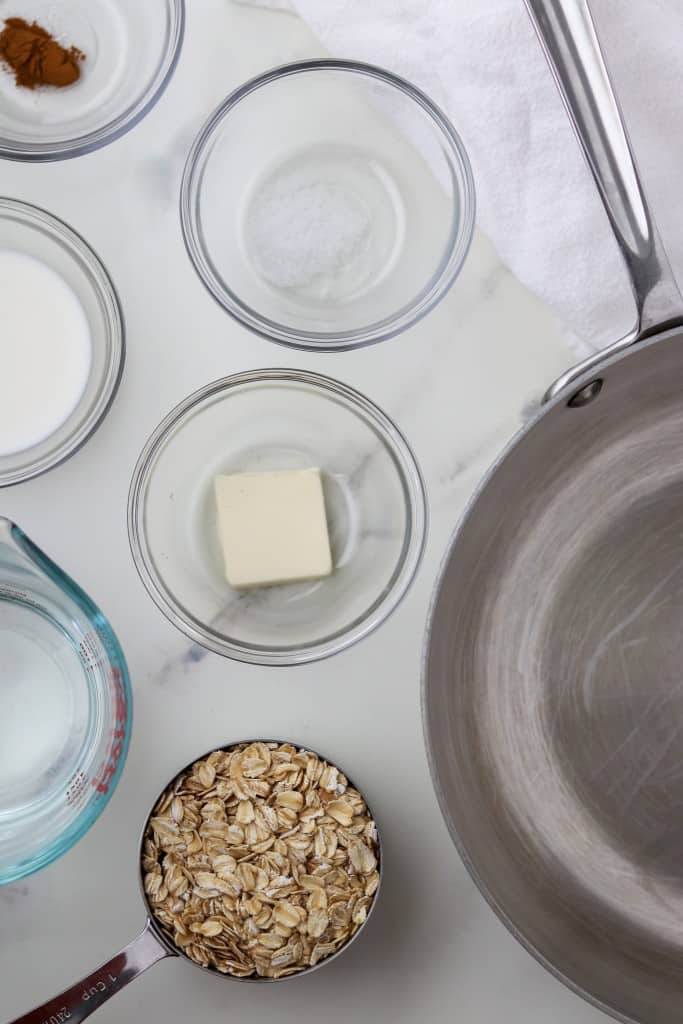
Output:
top-left (0, 3), bottom-right (605, 1023)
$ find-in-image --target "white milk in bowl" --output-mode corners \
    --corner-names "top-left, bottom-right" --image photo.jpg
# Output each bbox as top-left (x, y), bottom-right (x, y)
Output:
top-left (0, 249), bottom-right (91, 456)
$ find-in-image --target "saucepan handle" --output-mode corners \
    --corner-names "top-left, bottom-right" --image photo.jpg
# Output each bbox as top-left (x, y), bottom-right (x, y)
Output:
top-left (524, 0), bottom-right (683, 402)
top-left (6, 921), bottom-right (174, 1024)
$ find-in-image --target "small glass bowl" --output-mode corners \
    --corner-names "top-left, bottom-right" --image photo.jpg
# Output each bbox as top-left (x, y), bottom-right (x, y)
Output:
top-left (181, 60), bottom-right (475, 350)
top-left (0, 518), bottom-right (132, 885)
top-left (0, 198), bottom-right (124, 487)
top-left (128, 370), bottom-right (427, 665)
top-left (0, 0), bottom-right (184, 161)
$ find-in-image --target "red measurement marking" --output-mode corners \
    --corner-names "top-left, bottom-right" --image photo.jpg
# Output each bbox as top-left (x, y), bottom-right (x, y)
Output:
top-left (90, 666), bottom-right (129, 795)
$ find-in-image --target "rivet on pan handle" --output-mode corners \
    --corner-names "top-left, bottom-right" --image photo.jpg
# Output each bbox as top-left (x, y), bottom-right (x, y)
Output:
top-left (525, 0), bottom-right (683, 403)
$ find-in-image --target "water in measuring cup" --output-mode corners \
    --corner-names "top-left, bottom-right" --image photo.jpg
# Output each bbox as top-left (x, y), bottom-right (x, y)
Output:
top-left (0, 602), bottom-right (90, 815)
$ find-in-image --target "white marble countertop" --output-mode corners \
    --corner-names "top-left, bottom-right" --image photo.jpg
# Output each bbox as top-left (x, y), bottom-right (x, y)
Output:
top-left (0, 2), bottom-right (608, 1022)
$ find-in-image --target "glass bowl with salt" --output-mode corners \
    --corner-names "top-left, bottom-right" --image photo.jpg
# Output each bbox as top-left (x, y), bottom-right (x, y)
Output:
top-left (181, 59), bottom-right (475, 350)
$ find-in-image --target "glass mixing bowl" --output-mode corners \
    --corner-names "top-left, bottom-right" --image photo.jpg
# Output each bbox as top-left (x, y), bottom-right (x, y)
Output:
top-left (128, 370), bottom-right (427, 665)
top-left (181, 60), bottom-right (475, 350)
top-left (0, 518), bottom-right (132, 885)
top-left (0, 198), bottom-right (124, 487)
top-left (0, 0), bottom-right (184, 161)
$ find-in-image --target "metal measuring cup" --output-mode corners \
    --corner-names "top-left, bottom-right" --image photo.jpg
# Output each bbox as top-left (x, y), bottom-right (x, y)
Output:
top-left (9, 740), bottom-right (382, 1024)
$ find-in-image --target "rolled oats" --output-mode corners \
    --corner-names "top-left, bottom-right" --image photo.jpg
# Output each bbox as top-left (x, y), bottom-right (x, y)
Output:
top-left (142, 742), bottom-right (380, 979)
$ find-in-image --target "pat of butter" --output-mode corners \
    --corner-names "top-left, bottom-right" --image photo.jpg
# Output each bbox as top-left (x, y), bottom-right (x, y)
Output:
top-left (214, 468), bottom-right (333, 589)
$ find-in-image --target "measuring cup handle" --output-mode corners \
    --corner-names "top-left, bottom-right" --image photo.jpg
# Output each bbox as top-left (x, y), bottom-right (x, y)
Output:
top-left (6, 921), bottom-right (173, 1024)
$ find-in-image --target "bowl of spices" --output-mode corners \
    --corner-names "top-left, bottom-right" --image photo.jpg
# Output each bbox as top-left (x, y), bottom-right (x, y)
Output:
top-left (11, 742), bottom-right (381, 1020)
top-left (128, 369), bottom-right (427, 665)
top-left (0, 0), bottom-right (184, 160)
top-left (181, 59), bottom-right (475, 350)
top-left (0, 198), bottom-right (124, 486)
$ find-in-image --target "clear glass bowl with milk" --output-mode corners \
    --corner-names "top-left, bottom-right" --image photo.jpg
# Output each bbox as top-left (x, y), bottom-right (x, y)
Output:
top-left (0, 198), bottom-right (124, 487)
top-left (0, 518), bottom-right (132, 884)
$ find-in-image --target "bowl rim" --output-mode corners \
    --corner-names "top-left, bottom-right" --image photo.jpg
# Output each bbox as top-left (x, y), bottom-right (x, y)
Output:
top-left (0, 196), bottom-right (125, 487)
top-left (127, 367), bottom-right (428, 665)
top-left (0, 0), bottom-right (185, 162)
top-left (180, 57), bottom-right (476, 351)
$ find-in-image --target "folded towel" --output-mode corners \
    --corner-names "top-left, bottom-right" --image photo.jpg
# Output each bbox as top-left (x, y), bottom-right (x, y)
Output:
top-left (239, 0), bottom-right (683, 358)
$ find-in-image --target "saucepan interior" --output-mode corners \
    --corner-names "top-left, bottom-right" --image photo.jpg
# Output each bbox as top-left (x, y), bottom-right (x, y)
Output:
top-left (424, 326), bottom-right (683, 1024)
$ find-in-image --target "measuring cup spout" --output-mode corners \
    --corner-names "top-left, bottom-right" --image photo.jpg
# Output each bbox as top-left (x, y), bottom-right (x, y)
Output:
top-left (0, 518), bottom-right (35, 574)
top-left (0, 517), bottom-right (78, 592)
top-left (6, 921), bottom-right (173, 1024)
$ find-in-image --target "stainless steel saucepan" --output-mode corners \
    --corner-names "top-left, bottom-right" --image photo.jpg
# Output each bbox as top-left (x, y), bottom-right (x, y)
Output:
top-left (423, 3), bottom-right (683, 1023)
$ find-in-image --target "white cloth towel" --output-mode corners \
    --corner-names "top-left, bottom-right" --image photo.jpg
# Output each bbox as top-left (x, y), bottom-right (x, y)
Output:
top-left (240, 0), bottom-right (683, 357)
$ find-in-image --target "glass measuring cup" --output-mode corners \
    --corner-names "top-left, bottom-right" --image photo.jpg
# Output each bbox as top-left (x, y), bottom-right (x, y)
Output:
top-left (9, 741), bottom-right (382, 1023)
top-left (0, 518), bottom-right (132, 884)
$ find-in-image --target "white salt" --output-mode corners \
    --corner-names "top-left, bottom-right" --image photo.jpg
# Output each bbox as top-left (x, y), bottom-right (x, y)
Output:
top-left (245, 169), bottom-right (373, 296)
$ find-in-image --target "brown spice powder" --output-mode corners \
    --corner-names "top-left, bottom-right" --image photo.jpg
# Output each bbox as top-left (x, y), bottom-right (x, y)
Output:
top-left (0, 17), bottom-right (84, 90)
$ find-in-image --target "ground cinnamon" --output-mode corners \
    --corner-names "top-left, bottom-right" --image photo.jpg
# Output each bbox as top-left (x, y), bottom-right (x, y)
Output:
top-left (0, 18), bottom-right (84, 90)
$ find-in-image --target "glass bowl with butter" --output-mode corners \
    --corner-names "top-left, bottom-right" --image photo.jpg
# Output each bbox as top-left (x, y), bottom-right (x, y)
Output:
top-left (128, 369), bottom-right (427, 665)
